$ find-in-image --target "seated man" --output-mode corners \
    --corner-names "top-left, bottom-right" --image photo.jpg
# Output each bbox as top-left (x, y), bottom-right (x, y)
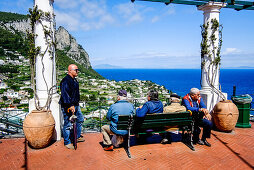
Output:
top-left (136, 89), bottom-right (163, 118)
top-left (135, 90), bottom-right (163, 143)
top-left (163, 93), bottom-right (186, 113)
top-left (161, 93), bottom-right (186, 144)
top-left (182, 88), bottom-right (213, 147)
top-left (101, 90), bottom-right (134, 151)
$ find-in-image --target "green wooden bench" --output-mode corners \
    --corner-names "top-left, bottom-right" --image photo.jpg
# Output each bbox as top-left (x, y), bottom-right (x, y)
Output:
top-left (117, 111), bottom-right (194, 158)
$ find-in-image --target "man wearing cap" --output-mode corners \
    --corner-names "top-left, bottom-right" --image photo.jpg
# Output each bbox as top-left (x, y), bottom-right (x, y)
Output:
top-left (182, 88), bottom-right (212, 147)
top-left (161, 93), bottom-right (186, 144)
top-left (60, 64), bottom-right (85, 150)
top-left (163, 94), bottom-right (186, 113)
top-left (101, 90), bottom-right (135, 151)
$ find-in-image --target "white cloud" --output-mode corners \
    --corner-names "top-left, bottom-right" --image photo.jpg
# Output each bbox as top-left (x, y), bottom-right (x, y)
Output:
top-left (221, 53), bottom-right (254, 68)
top-left (55, 10), bottom-right (80, 31)
top-left (54, 0), bottom-right (79, 9)
top-left (151, 16), bottom-right (160, 23)
top-left (80, 0), bottom-right (106, 19)
top-left (115, 2), bottom-right (144, 24)
top-left (128, 14), bottom-right (142, 24)
top-left (222, 48), bottom-right (241, 55)
top-left (54, 0), bottom-right (114, 31)
top-left (165, 6), bottom-right (175, 15)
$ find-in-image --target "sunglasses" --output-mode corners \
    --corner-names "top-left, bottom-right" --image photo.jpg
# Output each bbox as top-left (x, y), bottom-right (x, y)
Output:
top-left (71, 69), bottom-right (79, 72)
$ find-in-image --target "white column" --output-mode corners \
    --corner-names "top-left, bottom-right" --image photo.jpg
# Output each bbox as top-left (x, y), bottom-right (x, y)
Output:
top-left (29, 0), bottom-right (61, 141)
top-left (198, 2), bottom-right (227, 111)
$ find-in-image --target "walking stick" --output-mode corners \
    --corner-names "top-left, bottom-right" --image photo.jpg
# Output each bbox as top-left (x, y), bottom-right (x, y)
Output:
top-left (69, 109), bottom-right (77, 150)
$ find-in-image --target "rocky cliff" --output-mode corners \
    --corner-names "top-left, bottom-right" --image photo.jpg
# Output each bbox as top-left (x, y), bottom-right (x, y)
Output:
top-left (55, 26), bottom-right (91, 68)
top-left (0, 19), bottom-right (30, 35)
top-left (0, 18), bottom-right (91, 69)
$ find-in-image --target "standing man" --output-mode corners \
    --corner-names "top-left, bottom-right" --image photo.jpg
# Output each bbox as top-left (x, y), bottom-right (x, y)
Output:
top-left (182, 88), bottom-right (213, 147)
top-left (60, 64), bottom-right (84, 150)
top-left (101, 90), bottom-right (134, 151)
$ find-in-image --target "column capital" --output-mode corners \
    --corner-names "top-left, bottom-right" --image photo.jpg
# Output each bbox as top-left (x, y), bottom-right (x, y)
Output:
top-left (198, 2), bottom-right (226, 13)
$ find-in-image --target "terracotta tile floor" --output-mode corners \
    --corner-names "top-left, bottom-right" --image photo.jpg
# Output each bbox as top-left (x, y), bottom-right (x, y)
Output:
top-left (0, 122), bottom-right (253, 170)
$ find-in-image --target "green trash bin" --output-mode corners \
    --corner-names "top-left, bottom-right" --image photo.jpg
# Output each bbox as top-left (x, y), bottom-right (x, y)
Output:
top-left (232, 94), bottom-right (252, 128)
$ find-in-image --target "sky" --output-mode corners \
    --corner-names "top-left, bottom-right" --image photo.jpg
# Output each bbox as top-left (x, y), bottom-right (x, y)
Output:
top-left (0, 0), bottom-right (254, 69)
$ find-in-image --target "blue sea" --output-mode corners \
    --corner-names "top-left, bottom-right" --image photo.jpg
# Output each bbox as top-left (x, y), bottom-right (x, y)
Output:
top-left (95, 69), bottom-right (254, 112)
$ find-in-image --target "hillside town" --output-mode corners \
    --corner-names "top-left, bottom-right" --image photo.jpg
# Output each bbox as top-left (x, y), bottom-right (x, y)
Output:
top-left (0, 48), bottom-right (172, 134)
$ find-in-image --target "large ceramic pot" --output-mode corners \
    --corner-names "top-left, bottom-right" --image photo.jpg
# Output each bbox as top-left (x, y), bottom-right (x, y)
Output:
top-left (212, 100), bottom-right (239, 132)
top-left (23, 110), bottom-right (55, 148)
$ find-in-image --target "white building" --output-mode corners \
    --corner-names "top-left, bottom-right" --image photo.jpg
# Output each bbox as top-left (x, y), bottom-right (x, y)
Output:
top-left (6, 90), bottom-right (19, 98)
top-left (0, 80), bottom-right (7, 89)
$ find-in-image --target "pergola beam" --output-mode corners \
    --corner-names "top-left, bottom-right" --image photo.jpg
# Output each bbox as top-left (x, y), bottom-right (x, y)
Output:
top-left (133, 0), bottom-right (254, 10)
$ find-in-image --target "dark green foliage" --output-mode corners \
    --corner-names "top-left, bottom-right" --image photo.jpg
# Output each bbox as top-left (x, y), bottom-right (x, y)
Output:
top-left (10, 84), bottom-right (20, 91)
top-left (0, 27), bottom-right (28, 56)
top-left (0, 65), bottom-right (19, 73)
top-left (2, 96), bottom-right (8, 101)
top-left (13, 99), bottom-right (21, 104)
top-left (56, 49), bottom-right (103, 79)
top-left (80, 89), bottom-right (90, 94)
top-left (0, 11), bottom-right (28, 23)
top-left (0, 47), bottom-right (4, 56)
top-left (0, 89), bottom-right (5, 94)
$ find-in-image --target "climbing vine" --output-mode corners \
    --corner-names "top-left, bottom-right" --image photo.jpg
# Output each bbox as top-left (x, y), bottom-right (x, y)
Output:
top-left (27, 5), bottom-right (56, 111)
top-left (200, 18), bottom-right (226, 101)
top-left (200, 18), bottom-right (223, 68)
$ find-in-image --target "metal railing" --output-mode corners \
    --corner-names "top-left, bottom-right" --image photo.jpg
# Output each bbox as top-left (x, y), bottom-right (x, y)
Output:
top-left (0, 96), bottom-right (253, 138)
top-left (0, 108), bottom-right (27, 137)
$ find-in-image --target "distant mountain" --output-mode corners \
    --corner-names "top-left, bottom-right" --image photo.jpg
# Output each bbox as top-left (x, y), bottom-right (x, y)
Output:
top-left (93, 64), bottom-right (123, 69)
top-left (222, 66), bottom-right (254, 69)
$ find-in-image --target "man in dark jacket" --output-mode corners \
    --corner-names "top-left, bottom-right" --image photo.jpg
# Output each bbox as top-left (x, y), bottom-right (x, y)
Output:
top-left (182, 88), bottom-right (212, 147)
top-left (136, 89), bottom-right (163, 117)
top-left (135, 90), bottom-right (163, 143)
top-left (60, 64), bottom-right (84, 150)
top-left (101, 90), bottom-right (134, 151)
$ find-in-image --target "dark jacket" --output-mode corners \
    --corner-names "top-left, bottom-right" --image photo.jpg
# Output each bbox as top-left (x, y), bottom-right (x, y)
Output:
top-left (59, 74), bottom-right (80, 109)
top-left (106, 100), bottom-right (135, 135)
top-left (136, 100), bottom-right (163, 117)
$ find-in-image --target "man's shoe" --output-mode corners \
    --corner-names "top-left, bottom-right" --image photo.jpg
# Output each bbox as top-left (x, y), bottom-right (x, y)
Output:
top-left (202, 139), bottom-right (211, 147)
top-left (77, 137), bottom-right (85, 142)
top-left (161, 138), bottom-right (169, 144)
top-left (104, 145), bottom-right (113, 151)
top-left (65, 144), bottom-right (75, 150)
top-left (194, 139), bottom-right (204, 145)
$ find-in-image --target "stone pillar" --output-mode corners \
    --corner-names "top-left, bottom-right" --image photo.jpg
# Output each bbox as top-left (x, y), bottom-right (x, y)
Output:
top-left (198, 2), bottom-right (227, 112)
top-left (29, 0), bottom-right (61, 141)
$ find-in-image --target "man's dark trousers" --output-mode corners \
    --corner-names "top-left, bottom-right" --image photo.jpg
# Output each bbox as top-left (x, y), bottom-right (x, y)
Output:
top-left (193, 116), bottom-right (213, 142)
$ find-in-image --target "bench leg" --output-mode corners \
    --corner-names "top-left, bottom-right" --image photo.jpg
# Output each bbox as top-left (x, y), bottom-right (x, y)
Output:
top-left (123, 134), bottom-right (131, 158)
top-left (190, 121), bottom-right (194, 150)
top-left (182, 126), bottom-right (195, 151)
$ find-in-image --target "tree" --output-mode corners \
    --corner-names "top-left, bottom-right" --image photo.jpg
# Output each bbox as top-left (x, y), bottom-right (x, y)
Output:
top-left (2, 96), bottom-right (8, 101)
top-left (89, 94), bottom-right (97, 101)
top-left (13, 99), bottom-right (21, 104)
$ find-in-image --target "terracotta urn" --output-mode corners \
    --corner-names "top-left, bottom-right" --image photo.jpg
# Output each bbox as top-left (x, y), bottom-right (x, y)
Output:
top-left (212, 100), bottom-right (239, 132)
top-left (23, 110), bottom-right (55, 148)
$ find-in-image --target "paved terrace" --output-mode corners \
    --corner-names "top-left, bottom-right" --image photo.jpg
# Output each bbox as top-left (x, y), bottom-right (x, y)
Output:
top-left (1, 122), bottom-right (254, 170)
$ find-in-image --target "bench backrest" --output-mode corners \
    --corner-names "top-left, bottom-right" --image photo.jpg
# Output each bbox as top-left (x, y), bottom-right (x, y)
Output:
top-left (117, 111), bottom-right (192, 130)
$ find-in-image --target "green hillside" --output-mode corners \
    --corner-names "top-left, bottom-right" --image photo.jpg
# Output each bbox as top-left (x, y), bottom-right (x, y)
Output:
top-left (56, 49), bottom-right (102, 79)
top-left (0, 27), bottom-right (28, 58)
top-left (0, 11), bottom-right (102, 79)
top-left (0, 11), bottom-right (28, 23)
